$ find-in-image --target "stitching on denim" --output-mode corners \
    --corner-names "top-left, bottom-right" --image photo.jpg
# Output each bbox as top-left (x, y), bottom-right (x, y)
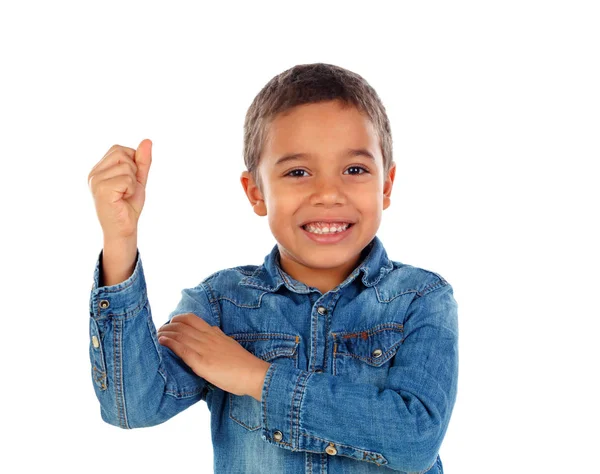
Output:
top-left (228, 333), bottom-right (299, 341)
top-left (311, 304), bottom-right (318, 371)
top-left (416, 278), bottom-right (447, 297)
top-left (334, 323), bottom-right (404, 365)
top-left (217, 294), bottom-right (265, 309)
top-left (228, 393), bottom-right (261, 430)
top-left (113, 319), bottom-right (129, 429)
top-left (300, 432), bottom-right (388, 466)
top-left (362, 258), bottom-right (394, 287)
top-left (198, 282), bottom-right (222, 327)
top-left (293, 370), bottom-right (312, 448)
top-left (338, 322), bottom-right (404, 339)
top-left (97, 267), bottom-right (140, 293)
top-left (239, 278), bottom-right (278, 292)
top-left (94, 298), bottom-right (147, 321)
top-left (262, 362), bottom-right (276, 430)
top-left (290, 367), bottom-right (305, 447)
top-left (376, 286), bottom-right (418, 303)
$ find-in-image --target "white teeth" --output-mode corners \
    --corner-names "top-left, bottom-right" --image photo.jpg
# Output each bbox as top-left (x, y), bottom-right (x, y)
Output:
top-left (303, 223), bottom-right (351, 234)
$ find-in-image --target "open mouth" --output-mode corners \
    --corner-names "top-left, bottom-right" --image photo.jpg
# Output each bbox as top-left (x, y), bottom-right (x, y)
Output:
top-left (301, 222), bottom-right (354, 235)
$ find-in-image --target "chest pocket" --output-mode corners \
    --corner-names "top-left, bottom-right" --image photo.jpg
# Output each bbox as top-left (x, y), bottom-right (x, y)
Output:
top-left (228, 333), bottom-right (299, 431)
top-left (333, 322), bottom-right (404, 390)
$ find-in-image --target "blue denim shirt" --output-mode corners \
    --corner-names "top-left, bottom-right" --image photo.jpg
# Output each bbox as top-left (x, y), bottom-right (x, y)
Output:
top-left (89, 236), bottom-right (458, 473)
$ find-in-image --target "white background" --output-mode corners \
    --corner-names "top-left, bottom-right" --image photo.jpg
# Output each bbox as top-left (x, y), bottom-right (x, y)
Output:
top-left (1, 1), bottom-right (598, 472)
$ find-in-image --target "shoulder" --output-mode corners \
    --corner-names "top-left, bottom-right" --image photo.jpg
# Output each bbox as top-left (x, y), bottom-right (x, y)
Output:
top-left (193, 263), bottom-right (268, 308)
top-left (374, 259), bottom-right (451, 303)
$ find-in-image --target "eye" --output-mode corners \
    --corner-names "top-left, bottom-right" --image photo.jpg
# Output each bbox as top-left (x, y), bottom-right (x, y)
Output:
top-left (344, 166), bottom-right (369, 175)
top-left (285, 169), bottom-right (309, 178)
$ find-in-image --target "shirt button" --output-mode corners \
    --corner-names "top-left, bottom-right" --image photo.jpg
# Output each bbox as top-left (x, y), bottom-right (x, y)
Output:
top-left (325, 443), bottom-right (337, 455)
top-left (99, 300), bottom-right (110, 309)
top-left (273, 431), bottom-right (283, 442)
top-left (372, 349), bottom-right (383, 358)
top-left (91, 335), bottom-right (100, 348)
top-left (317, 306), bottom-right (327, 315)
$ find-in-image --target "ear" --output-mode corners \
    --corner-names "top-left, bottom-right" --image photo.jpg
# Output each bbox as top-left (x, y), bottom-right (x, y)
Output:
top-left (240, 170), bottom-right (267, 216)
top-left (382, 162), bottom-right (396, 210)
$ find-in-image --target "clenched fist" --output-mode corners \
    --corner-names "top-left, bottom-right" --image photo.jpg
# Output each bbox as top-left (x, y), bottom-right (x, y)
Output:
top-left (88, 139), bottom-right (152, 241)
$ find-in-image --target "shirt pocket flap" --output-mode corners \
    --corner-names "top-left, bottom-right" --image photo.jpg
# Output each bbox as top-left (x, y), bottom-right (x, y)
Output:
top-left (333, 323), bottom-right (404, 367)
top-left (228, 333), bottom-right (299, 362)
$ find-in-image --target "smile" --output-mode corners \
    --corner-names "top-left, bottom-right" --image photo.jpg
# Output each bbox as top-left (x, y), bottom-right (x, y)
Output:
top-left (300, 223), bottom-right (355, 244)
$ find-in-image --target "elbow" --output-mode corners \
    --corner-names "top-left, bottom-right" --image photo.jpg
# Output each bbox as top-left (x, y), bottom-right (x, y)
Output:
top-left (99, 404), bottom-right (167, 429)
top-left (402, 427), bottom-right (447, 473)
top-left (388, 414), bottom-right (448, 472)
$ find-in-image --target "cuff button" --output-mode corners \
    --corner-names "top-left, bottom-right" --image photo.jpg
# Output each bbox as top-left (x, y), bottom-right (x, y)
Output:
top-left (99, 300), bottom-right (110, 309)
top-left (273, 431), bottom-right (283, 442)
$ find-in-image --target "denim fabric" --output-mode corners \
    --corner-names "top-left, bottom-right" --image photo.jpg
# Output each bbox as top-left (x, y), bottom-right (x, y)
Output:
top-left (89, 236), bottom-right (458, 473)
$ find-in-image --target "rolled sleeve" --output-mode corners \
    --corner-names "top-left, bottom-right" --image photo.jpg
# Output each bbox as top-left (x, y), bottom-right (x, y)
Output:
top-left (89, 248), bottom-right (147, 318)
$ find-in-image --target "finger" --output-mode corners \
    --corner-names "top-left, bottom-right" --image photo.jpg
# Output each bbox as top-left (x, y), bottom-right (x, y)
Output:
top-left (90, 145), bottom-right (136, 176)
top-left (157, 322), bottom-right (205, 344)
top-left (89, 161), bottom-right (138, 193)
top-left (134, 138), bottom-right (152, 188)
top-left (158, 335), bottom-right (204, 368)
top-left (89, 150), bottom-right (138, 185)
top-left (170, 313), bottom-right (212, 331)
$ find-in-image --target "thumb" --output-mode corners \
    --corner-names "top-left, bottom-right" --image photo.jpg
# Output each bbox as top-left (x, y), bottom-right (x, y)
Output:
top-left (134, 138), bottom-right (153, 187)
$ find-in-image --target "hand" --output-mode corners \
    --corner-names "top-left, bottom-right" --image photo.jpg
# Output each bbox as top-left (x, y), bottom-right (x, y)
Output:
top-left (157, 313), bottom-right (271, 400)
top-left (88, 139), bottom-right (153, 241)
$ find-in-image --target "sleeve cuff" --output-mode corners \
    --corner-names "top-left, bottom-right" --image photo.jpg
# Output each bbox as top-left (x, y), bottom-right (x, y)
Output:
top-left (259, 360), bottom-right (311, 450)
top-left (89, 248), bottom-right (147, 319)
top-left (259, 362), bottom-right (389, 465)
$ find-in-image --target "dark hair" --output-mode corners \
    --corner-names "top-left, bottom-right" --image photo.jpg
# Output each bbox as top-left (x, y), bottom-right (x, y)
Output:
top-left (243, 63), bottom-right (393, 191)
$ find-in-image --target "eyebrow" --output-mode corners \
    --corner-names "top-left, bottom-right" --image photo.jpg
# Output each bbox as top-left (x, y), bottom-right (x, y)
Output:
top-left (274, 148), bottom-right (375, 166)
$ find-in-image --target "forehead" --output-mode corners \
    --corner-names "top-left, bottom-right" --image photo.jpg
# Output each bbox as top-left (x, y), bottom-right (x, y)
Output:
top-left (261, 100), bottom-right (382, 166)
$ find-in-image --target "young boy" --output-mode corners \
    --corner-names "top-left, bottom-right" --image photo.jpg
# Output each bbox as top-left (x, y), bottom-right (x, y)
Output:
top-left (87, 63), bottom-right (458, 473)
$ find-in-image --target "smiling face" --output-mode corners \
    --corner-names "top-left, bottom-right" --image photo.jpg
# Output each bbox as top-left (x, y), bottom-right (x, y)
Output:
top-left (241, 99), bottom-right (396, 293)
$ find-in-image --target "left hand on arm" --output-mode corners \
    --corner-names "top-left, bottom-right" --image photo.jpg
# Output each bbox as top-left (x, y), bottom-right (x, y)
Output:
top-left (157, 313), bottom-right (271, 401)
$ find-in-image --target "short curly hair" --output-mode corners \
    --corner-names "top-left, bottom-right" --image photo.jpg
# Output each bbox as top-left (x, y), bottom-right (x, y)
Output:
top-left (243, 63), bottom-right (393, 191)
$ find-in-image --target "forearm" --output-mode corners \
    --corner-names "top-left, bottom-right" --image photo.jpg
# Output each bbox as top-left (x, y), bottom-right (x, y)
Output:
top-left (100, 235), bottom-right (138, 286)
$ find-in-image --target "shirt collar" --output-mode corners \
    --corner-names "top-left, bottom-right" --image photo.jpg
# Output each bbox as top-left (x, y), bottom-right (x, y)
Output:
top-left (239, 235), bottom-right (394, 294)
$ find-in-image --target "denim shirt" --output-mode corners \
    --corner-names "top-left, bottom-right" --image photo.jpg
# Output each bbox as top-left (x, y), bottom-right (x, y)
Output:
top-left (88, 236), bottom-right (458, 474)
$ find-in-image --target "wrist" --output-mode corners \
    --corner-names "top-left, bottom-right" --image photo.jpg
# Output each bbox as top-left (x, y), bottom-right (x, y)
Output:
top-left (249, 361), bottom-right (271, 402)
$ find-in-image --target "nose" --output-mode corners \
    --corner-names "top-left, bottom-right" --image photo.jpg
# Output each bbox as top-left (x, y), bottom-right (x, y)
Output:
top-left (309, 174), bottom-right (346, 207)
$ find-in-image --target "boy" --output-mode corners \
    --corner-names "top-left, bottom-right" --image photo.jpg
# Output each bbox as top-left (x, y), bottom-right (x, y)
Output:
top-left (87, 63), bottom-right (458, 473)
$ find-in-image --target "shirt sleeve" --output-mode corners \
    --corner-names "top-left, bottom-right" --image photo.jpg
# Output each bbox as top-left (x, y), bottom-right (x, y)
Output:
top-left (258, 281), bottom-right (459, 472)
top-left (89, 248), bottom-right (219, 429)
